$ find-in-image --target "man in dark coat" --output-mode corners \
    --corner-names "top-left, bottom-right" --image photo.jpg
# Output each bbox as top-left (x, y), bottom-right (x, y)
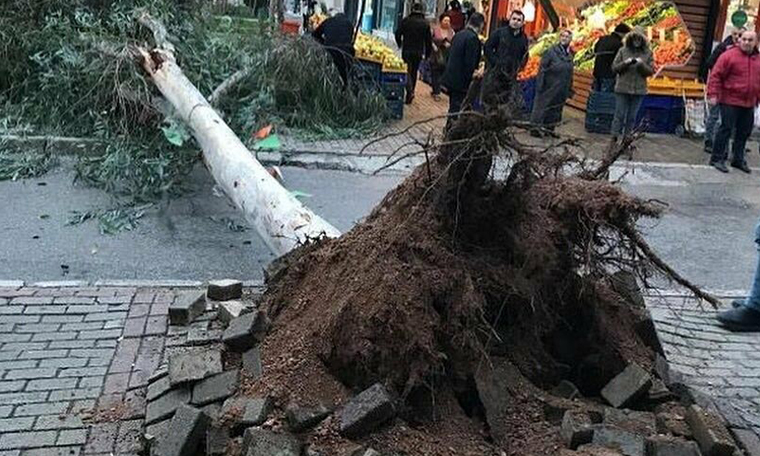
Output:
top-left (530, 29), bottom-right (574, 135)
top-left (481, 10), bottom-right (528, 113)
top-left (395, 3), bottom-right (433, 104)
top-left (592, 23), bottom-right (630, 92)
top-left (442, 12), bottom-right (485, 126)
top-left (704, 26), bottom-right (744, 153)
top-left (312, 11), bottom-right (355, 88)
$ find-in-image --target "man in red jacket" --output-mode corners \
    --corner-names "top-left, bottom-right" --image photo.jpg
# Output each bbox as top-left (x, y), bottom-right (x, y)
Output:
top-left (707, 31), bottom-right (760, 174)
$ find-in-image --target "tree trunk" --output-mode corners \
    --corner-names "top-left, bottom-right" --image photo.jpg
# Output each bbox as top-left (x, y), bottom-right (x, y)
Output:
top-left (139, 49), bottom-right (340, 256)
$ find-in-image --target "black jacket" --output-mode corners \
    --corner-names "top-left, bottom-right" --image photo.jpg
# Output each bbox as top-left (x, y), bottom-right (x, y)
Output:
top-left (593, 32), bottom-right (623, 79)
top-left (395, 12), bottom-right (432, 59)
top-left (706, 35), bottom-right (736, 70)
top-left (442, 27), bottom-right (482, 93)
top-left (313, 13), bottom-right (355, 53)
top-left (483, 26), bottom-right (528, 72)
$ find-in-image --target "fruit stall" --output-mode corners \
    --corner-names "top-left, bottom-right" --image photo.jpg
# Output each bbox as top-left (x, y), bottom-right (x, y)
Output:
top-left (506, 0), bottom-right (711, 133)
top-left (354, 32), bottom-right (409, 119)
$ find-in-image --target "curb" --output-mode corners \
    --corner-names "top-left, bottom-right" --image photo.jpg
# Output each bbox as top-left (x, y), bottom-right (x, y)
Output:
top-left (0, 279), bottom-right (265, 288)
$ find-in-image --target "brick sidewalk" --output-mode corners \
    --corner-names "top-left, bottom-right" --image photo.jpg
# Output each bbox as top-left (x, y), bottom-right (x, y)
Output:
top-left (648, 294), bottom-right (760, 437)
top-left (1, 282), bottom-right (759, 455)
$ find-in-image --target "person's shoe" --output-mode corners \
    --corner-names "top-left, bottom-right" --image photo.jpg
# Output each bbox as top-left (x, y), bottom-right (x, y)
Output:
top-left (405, 95), bottom-right (414, 105)
top-left (432, 94), bottom-right (441, 101)
top-left (731, 161), bottom-right (752, 174)
top-left (710, 161), bottom-right (729, 173)
top-left (732, 298), bottom-right (746, 308)
top-left (717, 306), bottom-right (760, 332)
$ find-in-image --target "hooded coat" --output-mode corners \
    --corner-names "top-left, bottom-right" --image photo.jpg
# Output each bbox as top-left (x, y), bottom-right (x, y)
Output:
top-left (611, 28), bottom-right (654, 95)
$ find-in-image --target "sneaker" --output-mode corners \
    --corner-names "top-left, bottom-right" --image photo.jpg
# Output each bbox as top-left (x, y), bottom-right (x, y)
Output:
top-left (731, 161), bottom-right (752, 174)
top-left (717, 306), bottom-right (760, 332)
top-left (710, 161), bottom-right (729, 173)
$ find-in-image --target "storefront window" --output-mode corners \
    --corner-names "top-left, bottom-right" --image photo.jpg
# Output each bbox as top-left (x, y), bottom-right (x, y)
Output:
top-left (378, 0), bottom-right (400, 32)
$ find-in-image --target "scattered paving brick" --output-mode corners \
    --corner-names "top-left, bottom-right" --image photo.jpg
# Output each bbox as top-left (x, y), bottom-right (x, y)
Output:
top-left (168, 291), bottom-right (205, 326)
top-left (145, 387), bottom-right (191, 425)
top-left (686, 404), bottom-right (736, 456)
top-left (242, 346), bottom-right (263, 379)
top-left (168, 349), bottom-right (222, 385)
top-left (222, 310), bottom-right (269, 351)
top-left (601, 363), bottom-right (653, 409)
top-left (217, 300), bottom-right (247, 325)
top-left (191, 369), bottom-right (238, 406)
top-left (154, 404), bottom-right (209, 456)
top-left (286, 403), bottom-right (331, 432)
top-left (339, 383), bottom-right (396, 438)
top-left (242, 427), bottom-right (303, 456)
top-left (207, 279), bottom-right (243, 301)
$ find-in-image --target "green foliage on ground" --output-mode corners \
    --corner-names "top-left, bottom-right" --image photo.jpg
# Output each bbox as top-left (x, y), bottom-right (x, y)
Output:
top-left (0, 0), bottom-right (389, 231)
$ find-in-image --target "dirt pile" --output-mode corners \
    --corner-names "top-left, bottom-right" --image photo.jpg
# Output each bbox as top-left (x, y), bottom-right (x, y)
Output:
top-left (230, 110), bottom-right (717, 455)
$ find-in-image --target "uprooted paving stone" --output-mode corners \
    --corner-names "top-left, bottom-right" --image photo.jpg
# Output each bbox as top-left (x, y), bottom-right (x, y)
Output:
top-left (646, 435), bottom-right (702, 456)
top-left (222, 310), bottom-right (270, 351)
top-left (219, 300), bottom-right (251, 325)
top-left (603, 408), bottom-right (657, 436)
top-left (339, 383), bottom-right (396, 438)
top-left (242, 346), bottom-right (264, 378)
top-left (561, 410), bottom-right (595, 449)
top-left (243, 427), bottom-right (303, 456)
top-left (191, 369), bottom-right (239, 406)
top-left (221, 396), bottom-right (272, 428)
top-left (592, 426), bottom-right (647, 456)
top-left (286, 403), bottom-right (332, 432)
top-left (153, 404), bottom-right (210, 456)
top-left (168, 348), bottom-right (223, 385)
top-left (601, 363), bottom-right (653, 409)
top-left (169, 290), bottom-right (207, 325)
top-left (686, 404), bottom-right (736, 456)
top-left (207, 279), bottom-right (243, 301)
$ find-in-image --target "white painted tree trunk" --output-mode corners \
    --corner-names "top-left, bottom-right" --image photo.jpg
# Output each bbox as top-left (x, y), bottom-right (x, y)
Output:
top-left (139, 49), bottom-right (340, 256)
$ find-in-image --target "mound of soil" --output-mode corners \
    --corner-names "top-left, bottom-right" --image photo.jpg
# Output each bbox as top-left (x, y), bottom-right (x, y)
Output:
top-left (241, 112), bottom-right (682, 455)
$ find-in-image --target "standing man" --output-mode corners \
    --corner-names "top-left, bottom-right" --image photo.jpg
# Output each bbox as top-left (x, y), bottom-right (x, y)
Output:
top-left (718, 219), bottom-right (760, 331)
top-left (592, 23), bottom-right (631, 92)
top-left (482, 10), bottom-right (528, 113)
top-left (395, 3), bottom-right (433, 105)
top-left (704, 26), bottom-right (744, 154)
top-left (312, 10), bottom-right (355, 88)
top-left (707, 30), bottom-right (760, 174)
top-left (442, 12), bottom-right (485, 128)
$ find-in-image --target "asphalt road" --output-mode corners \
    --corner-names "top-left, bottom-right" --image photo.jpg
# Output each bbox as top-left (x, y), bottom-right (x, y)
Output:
top-left (0, 159), bottom-right (758, 292)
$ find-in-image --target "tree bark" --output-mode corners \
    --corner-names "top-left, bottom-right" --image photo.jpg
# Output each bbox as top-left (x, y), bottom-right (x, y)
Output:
top-left (138, 48), bottom-right (340, 256)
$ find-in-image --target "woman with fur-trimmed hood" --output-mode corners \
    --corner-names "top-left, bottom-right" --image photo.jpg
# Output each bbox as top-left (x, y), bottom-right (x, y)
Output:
top-left (610, 26), bottom-right (654, 141)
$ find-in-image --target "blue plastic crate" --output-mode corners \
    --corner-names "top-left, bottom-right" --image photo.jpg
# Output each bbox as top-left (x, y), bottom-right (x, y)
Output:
top-left (520, 78), bottom-right (537, 113)
top-left (382, 82), bottom-right (405, 101)
top-left (586, 90), bottom-right (617, 114)
top-left (640, 95), bottom-right (682, 110)
top-left (387, 99), bottom-right (404, 120)
top-left (636, 106), bottom-right (683, 134)
top-left (354, 59), bottom-right (382, 83)
top-left (382, 71), bottom-right (407, 84)
top-left (585, 112), bottom-right (614, 134)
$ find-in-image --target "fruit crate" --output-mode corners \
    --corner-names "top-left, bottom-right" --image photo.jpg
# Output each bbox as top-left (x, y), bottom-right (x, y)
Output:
top-left (387, 99), bottom-right (404, 120)
top-left (636, 95), bottom-right (684, 134)
top-left (381, 82), bottom-right (405, 101)
top-left (354, 58), bottom-right (382, 84)
top-left (647, 77), bottom-right (705, 98)
top-left (381, 71), bottom-right (407, 84)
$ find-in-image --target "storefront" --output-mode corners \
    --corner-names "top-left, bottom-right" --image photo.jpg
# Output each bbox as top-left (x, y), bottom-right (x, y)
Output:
top-left (483, 0), bottom-right (715, 111)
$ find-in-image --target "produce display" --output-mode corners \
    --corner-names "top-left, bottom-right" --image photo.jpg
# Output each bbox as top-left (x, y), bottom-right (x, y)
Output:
top-left (308, 13), bottom-right (327, 30)
top-left (355, 32), bottom-right (407, 72)
top-left (517, 0), bottom-right (694, 81)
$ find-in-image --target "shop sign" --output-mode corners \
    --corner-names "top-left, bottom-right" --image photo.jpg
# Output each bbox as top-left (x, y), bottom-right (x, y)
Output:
top-left (732, 9), bottom-right (748, 27)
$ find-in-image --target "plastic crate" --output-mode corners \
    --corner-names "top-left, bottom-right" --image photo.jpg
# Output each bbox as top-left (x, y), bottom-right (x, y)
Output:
top-left (354, 58), bottom-right (382, 83)
top-left (382, 82), bottom-right (405, 101)
top-left (586, 90), bottom-right (617, 114)
top-left (419, 59), bottom-right (432, 85)
top-left (382, 71), bottom-right (408, 84)
top-left (387, 99), bottom-right (404, 120)
top-left (519, 78), bottom-right (536, 114)
top-left (585, 112), bottom-right (614, 134)
top-left (635, 96), bottom-right (684, 134)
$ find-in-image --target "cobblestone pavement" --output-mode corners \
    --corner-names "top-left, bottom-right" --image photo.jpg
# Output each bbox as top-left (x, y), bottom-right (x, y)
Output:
top-left (648, 293), bottom-right (760, 436)
top-left (2, 281), bottom-right (760, 454)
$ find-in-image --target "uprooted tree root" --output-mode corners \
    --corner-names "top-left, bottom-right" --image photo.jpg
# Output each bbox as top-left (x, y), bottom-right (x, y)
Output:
top-left (243, 106), bottom-right (716, 456)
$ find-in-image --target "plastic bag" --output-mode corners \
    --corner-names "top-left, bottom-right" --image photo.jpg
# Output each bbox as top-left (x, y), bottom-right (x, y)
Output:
top-left (684, 98), bottom-right (705, 135)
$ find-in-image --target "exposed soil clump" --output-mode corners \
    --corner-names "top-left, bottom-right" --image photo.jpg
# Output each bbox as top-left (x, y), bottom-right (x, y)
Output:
top-left (241, 109), bottom-right (713, 455)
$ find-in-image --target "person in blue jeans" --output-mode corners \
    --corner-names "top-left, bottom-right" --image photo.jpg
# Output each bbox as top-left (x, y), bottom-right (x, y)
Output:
top-left (609, 27), bottom-right (654, 143)
top-left (717, 219), bottom-right (760, 331)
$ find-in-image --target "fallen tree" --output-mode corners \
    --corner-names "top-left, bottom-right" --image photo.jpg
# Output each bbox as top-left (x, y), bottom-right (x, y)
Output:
top-left (136, 16), bottom-right (340, 255)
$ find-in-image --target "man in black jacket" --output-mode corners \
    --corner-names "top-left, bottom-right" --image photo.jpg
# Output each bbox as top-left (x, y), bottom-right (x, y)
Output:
top-left (395, 3), bottom-right (433, 104)
top-left (592, 23), bottom-right (630, 92)
top-left (442, 12), bottom-right (485, 128)
top-left (704, 27), bottom-right (744, 153)
top-left (482, 10), bottom-right (528, 112)
top-left (313, 11), bottom-right (355, 88)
